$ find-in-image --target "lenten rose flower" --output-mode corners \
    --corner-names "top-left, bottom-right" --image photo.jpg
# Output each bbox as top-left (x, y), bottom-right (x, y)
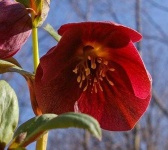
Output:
top-left (0, 0), bottom-right (31, 59)
top-left (34, 22), bottom-right (152, 131)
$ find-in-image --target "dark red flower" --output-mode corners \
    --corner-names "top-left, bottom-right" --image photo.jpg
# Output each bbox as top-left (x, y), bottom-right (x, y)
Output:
top-left (0, 0), bottom-right (31, 59)
top-left (35, 22), bottom-right (152, 131)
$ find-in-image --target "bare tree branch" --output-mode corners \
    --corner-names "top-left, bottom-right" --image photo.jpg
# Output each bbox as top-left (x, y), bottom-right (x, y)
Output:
top-left (153, 89), bottom-right (168, 117)
top-left (143, 34), bottom-right (168, 45)
top-left (107, 0), bottom-right (121, 23)
top-left (132, 1), bottom-right (141, 150)
top-left (147, 0), bottom-right (168, 12)
top-left (142, 12), bottom-right (168, 38)
top-left (69, 0), bottom-right (92, 21)
top-left (83, 130), bottom-right (90, 150)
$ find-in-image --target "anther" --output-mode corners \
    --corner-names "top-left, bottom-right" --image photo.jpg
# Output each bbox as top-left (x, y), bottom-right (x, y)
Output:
top-left (79, 81), bottom-right (83, 88)
top-left (82, 74), bottom-right (85, 80)
top-left (91, 57), bottom-right (96, 69)
top-left (109, 81), bottom-right (114, 86)
top-left (106, 76), bottom-right (114, 86)
top-left (94, 85), bottom-right (98, 93)
top-left (85, 68), bottom-right (90, 76)
top-left (94, 78), bottom-right (97, 82)
top-left (73, 67), bottom-right (78, 74)
top-left (77, 76), bottom-right (81, 83)
top-left (83, 86), bottom-right (87, 91)
top-left (83, 83), bottom-right (88, 91)
top-left (109, 68), bottom-right (115, 72)
top-left (97, 58), bottom-right (102, 63)
top-left (103, 61), bottom-right (108, 65)
top-left (88, 56), bottom-right (91, 60)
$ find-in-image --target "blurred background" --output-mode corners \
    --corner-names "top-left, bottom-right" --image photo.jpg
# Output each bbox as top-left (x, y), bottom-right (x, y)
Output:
top-left (1, 0), bottom-right (168, 149)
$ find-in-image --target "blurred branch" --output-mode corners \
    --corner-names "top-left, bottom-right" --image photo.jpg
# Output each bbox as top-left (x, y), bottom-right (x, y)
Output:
top-left (69, 0), bottom-right (85, 19)
top-left (153, 89), bottom-right (168, 116)
top-left (83, 130), bottom-right (90, 150)
top-left (123, 132), bottom-right (132, 150)
top-left (143, 34), bottom-right (168, 45)
top-left (69, 0), bottom-right (92, 21)
top-left (135, 0), bottom-right (142, 52)
top-left (132, 1), bottom-right (141, 150)
top-left (142, 12), bottom-right (168, 38)
top-left (107, 0), bottom-right (121, 23)
top-left (133, 124), bottom-right (141, 150)
top-left (147, 1), bottom-right (168, 12)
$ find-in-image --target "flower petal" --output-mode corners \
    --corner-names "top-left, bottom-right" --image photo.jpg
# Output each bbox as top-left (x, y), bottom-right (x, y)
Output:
top-left (77, 62), bottom-right (151, 131)
top-left (39, 28), bottom-right (83, 83)
top-left (106, 42), bottom-right (151, 99)
top-left (0, 0), bottom-right (31, 59)
top-left (35, 61), bottom-right (83, 114)
top-left (58, 22), bottom-right (142, 43)
top-left (35, 28), bottom-right (84, 114)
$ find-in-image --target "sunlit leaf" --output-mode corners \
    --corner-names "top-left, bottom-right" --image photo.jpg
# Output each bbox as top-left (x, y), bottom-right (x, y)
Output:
top-left (0, 80), bottom-right (19, 149)
top-left (44, 24), bottom-right (61, 42)
top-left (8, 113), bottom-right (102, 149)
top-left (0, 59), bottom-right (41, 115)
top-left (4, 57), bottom-right (21, 67)
top-left (0, 59), bottom-right (31, 76)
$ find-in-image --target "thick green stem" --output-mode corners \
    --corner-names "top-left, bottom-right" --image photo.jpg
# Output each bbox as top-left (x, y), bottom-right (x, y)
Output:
top-left (36, 133), bottom-right (49, 150)
top-left (32, 27), bottom-right (39, 72)
top-left (32, 26), bottom-right (48, 150)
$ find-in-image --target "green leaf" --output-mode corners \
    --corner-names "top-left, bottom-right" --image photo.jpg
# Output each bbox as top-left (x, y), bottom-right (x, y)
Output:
top-left (43, 24), bottom-right (61, 42)
top-left (0, 59), bottom-right (32, 77)
top-left (0, 59), bottom-right (41, 115)
top-left (8, 113), bottom-right (102, 149)
top-left (0, 80), bottom-right (19, 149)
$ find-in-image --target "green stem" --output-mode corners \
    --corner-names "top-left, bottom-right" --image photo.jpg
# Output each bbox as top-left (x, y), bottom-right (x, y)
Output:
top-left (32, 26), bottom-right (48, 150)
top-left (32, 27), bottom-right (39, 72)
top-left (36, 132), bottom-right (49, 150)
top-left (43, 24), bottom-right (61, 42)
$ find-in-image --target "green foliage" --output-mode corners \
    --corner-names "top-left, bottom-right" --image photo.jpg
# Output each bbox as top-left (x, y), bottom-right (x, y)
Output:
top-left (0, 59), bottom-right (33, 78)
top-left (8, 113), bottom-right (102, 149)
top-left (0, 59), bottom-right (40, 115)
top-left (0, 80), bottom-right (19, 149)
top-left (44, 24), bottom-right (62, 42)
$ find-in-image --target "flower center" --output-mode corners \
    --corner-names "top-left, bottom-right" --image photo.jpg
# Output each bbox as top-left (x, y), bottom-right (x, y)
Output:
top-left (73, 45), bottom-right (115, 93)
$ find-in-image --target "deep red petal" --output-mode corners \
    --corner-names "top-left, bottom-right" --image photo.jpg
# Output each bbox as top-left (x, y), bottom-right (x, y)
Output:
top-left (35, 60), bottom-right (83, 114)
top-left (77, 62), bottom-right (151, 131)
top-left (58, 22), bottom-right (142, 43)
top-left (106, 42), bottom-right (151, 99)
top-left (39, 28), bottom-right (82, 83)
top-left (35, 28), bottom-right (84, 114)
top-left (0, 0), bottom-right (31, 59)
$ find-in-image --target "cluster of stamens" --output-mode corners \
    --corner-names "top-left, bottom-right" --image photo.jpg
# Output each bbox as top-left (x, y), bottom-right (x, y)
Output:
top-left (73, 54), bottom-right (115, 93)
